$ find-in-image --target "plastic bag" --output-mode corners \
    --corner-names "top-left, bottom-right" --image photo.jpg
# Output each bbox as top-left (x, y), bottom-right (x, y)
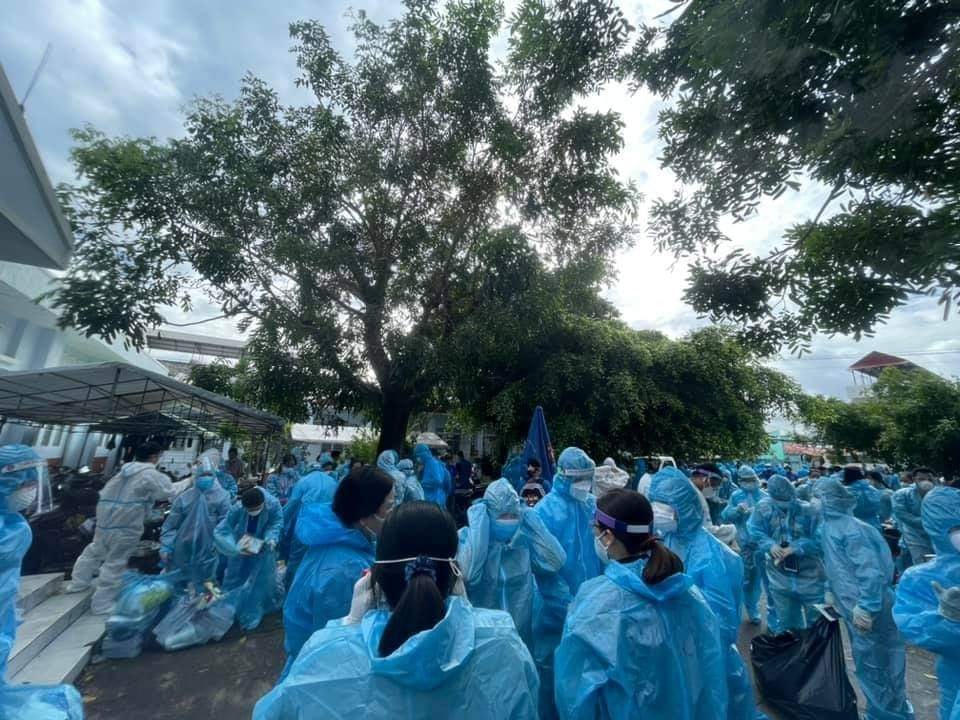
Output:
top-left (750, 615), bottom-right (858, 720)
top-left (102, 572), bottom-right (174, 658)
top-left (0, 682), bottom-right (84, 720)
top-left (154, 593), bottom-right (235, 651)
top-left (593, 465), bottom-right (631, 499)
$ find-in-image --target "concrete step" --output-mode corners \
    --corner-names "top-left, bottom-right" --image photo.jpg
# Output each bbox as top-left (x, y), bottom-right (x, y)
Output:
top-left (12, 611), bottom-right (106, 686)
top-left (7, 590), bottom-right (91, 677)
top-left (16, 573), bottom-right (63, 615)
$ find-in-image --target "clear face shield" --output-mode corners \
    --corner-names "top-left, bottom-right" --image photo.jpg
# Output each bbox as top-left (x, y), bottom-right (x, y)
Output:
top-left (1, 458), bottom-right (52, 516)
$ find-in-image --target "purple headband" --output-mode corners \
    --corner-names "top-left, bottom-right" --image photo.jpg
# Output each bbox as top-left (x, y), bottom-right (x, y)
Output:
top-left (595, 509), bottom-right (650, 535)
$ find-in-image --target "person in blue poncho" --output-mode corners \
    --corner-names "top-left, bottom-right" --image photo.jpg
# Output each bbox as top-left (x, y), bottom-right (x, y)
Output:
top-left (255, 501), bottom-right (538, 720)
top-left (0, 444), bottom-right (84, 720)
top-left (748, 474), bottom-right (825, 633)
top-left (396, 458), bottom-right (425, 504)
top-left (198, 448), bottom-right (237, 498)
top-left (457, 479), bottom-right (565, 649)
top-left (816, 478), bottom-right (915, 720)
top-left (721, 466), bottom-right (769, 625)
top-left (556, 488), bottom-right (729, 719)
top-left (214, 486), bottom-right (283, 630)
top-left (160, 456), bottom-right (231, 589)
top-left (895, 486), bottom-right (960, 720)
top-left (266, 454), bottom-right (300, 507)
top-left (892, 473), bottom-right (937, 569)
top-left (379, 450), bottom-right (424, 506)
top-left (414, 443), bottom-right (451, 509)
top-left (279, 464), bottom-right (339, 590)
top-left (649, 467), bottom-right (764, 720)
top-left (843, 465), bottom-right (885, 529)
top-left (281, 467), bottom-right (394, 675)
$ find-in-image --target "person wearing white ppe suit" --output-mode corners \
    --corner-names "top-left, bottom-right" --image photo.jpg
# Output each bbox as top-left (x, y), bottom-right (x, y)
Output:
top-left (66, 441), bottom-right (184, 614)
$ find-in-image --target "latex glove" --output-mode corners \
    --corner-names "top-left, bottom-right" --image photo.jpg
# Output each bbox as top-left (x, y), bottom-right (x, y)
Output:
top-left (770, 546), bottom-right (788, 562)
top-left (738, 503), bottom-right (750, 515)
top-left (932, 581), bottom-right (960, 622)
top-left (345, 572), bottom-right (375, 624)
top-left (852, 606), bottom-right (874, 633)
top-left (266, 539), bottom-right (277, 553)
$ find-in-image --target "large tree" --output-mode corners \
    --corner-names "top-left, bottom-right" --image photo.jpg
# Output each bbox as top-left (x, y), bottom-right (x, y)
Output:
top-left (626, 0), bottom-right (960, 354)
top-left (51, 0), bottom-right (636, 450)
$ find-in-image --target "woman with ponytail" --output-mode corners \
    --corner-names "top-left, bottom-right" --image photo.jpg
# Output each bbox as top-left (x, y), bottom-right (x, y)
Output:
top-left (255, 501), bottom-right (539, 720)
top-left (554, 489), bottom-right (730, 720)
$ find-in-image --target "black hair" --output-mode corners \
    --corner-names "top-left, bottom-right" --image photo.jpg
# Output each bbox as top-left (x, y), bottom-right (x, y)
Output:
top-left (350, 458), bottom-right (364, 469)
top-left (527, 458), bottom-right (541, 469)
top-left (866, 469), bottom-right (885, 485)
top-left (372, 502), bottom-right (458, 657)
top-left (279, 453), bottom-right (296, 471)
top-left (596, 489), bottom-right (683, 585)
top-left (843, 465), bottom-right (865, 485)
top-left (228, 447), bottom-right (238, 455)
top-left (913, 467), bottom-right (934, 477)
top-left (135, 441), bottom-right (164, 461)
top-left (332, 466), bottom-right (394, 526)
top-left (331, 450), bottom-right (342, 459)
top-left (241, 487), bottom-right (264, 509)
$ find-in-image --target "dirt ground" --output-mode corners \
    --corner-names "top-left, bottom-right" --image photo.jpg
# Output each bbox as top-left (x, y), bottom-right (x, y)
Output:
top-left (78, 610), bottom-right (941, 719)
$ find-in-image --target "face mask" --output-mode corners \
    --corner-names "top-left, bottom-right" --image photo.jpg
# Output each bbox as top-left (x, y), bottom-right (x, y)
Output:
top-left (702, 486), bottom-right (717, 500)
top-left (7, 482), bottom-right (38, 513)
top-left (570, 480), bottom-right (592, 501)
top-left (741, 482), bottom-right (758, 492)
top-left (593, 533), bottom-right (611, 565)
top-left (918, 480), bottom-right (935, 497)
top-left (652, 502), bottom-right (678, 536)
top-left (493, 518), bottom-right (520, 542)
top-left (247, 507), bottom-right (263, 517)
top-left (774, 500), bottom-right (792, 511)
top-left (951, 529), bottom-right (960, 553)
top-left (196, 476), bottom-right (215, 492)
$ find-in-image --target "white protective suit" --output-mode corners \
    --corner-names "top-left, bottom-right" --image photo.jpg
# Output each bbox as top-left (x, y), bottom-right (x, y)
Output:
top-left (66, 461), bottom-right (182, 614)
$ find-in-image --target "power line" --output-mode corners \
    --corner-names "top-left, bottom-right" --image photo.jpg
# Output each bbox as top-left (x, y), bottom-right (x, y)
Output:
top-left (773, 349), bottom-right (960, 363)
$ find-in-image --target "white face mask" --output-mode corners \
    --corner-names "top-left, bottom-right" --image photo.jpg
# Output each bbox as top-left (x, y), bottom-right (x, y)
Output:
top-left (7, 482), bottom-right (38, 513)
top-left (593, 533), bottom-right (611, 565)
top-left (951, 529), bottom-right (960, 553)
top-left (570, 480), bottom-right (592, 501)
top-left (247, 507), bottom-right (263, 517)
top-left (702, 486), bottom-right (717, 500)
top-left (652, 502), bottom-right (678, 536)
top-left (741, 482), bottom-right (758, 492)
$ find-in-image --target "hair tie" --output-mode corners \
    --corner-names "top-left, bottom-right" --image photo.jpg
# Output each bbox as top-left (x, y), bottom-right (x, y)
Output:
top-left (404, 555), bottom-right (437, 583)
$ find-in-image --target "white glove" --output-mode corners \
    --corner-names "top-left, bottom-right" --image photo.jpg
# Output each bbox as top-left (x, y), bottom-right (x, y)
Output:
top-left (770, 545), bottom-right (788, 562)
top-left (932, 581), bottom-right (960, 622)
top-left (345, 572), bottom-right (375, 624)
top-left (266, 539), bottom-right (277, 553)
top-left (852, 605), bottom-right (874, 633)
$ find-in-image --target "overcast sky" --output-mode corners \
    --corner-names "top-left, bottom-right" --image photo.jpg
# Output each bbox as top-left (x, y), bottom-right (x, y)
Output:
top-left (4, 0), bottom-right (959, 411)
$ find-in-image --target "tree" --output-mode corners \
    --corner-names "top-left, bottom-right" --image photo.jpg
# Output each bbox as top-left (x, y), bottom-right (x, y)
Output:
top-left (796, 393), bottom-right (884, 457)
top-left (50, 0), bottom-right (636, 451)
top-left (626, 1), bottom-right (960, 354)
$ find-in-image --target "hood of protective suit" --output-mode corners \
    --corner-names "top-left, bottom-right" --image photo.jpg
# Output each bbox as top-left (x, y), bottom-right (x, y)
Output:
top-left (922, 486), bottom-right (960, 556)
top-left (413, 444), bottom-right (433, 463)
top-left (483, 479), bottom-right (521, 519)
top-left (200, 448), bottom-right (222, 467)
top-left (377, 450), bottom-right (400, 475)
top-left (366, 595), bottom-right (476, 690)
top-left (295, 501), bottom-right (373, 552)
top-left (649, 467), bottom-right (703, 537)
top-left (766, 474), bottom-right (796, 502)
top-left (122, 461), bottom-right (159, 479)
top-left (556, 447), bottom-right (595, 481)
top-left (815, 477), bottom-right (857, 517)
top-left (738, 466), bottom-right (758, 482)
top-left (0, 444), bottom-right (40, 512)
top-left (604, 557), bottom-right (694, 603)
top-left (397, 459), bottom-right (414, 474)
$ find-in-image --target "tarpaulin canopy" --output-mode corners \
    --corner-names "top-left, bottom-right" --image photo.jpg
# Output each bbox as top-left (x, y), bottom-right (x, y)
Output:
top-left (0, 362), bottom-right (283, 437)
top-left (521, 406), bottom-right (555, 490)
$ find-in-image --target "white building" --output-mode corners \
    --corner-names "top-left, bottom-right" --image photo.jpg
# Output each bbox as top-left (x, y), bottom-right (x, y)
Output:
top-left (0, 64), bottom-right (167, 472)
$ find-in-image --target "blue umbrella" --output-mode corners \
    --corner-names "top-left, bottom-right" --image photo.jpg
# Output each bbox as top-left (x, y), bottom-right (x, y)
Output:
top-left (521, 406), bottom-right (556, 492)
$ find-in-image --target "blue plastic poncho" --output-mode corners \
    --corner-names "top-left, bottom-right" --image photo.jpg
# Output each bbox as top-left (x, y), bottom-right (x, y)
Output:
top-left (457, 479), bottom-right (565, 649)
top-left (160, 482), bottom-right (231, 589)
top-left (892, 485), bottom-right (935, 566)
top-left (281, 502), bottom-right (375, 671)
top-left (816, 478), bottom-right (915, 720)
top-left (846, 478), bottom-right (885, 529)
top-left (649, 467), bottom-right (760, 720)
top-left (213, 487), bottom-right (283, 630)
top-left (748, 475), bottom-right (824, 633)
top-left (266, 467), bottom-right (300, 506)
top-left (555, 559), bottom-right (729, 720)
top-left (894, 486), bottom-right (960, 720)
top-left (279, 469), bottom-right (338, 588)
top-left (257, 595), bottom-right (538, 719)
top-left (414, 444), bottom-right (451, 508)
top-left (721, 467), bottom-right (769, 625)
top-left (396, 459), bottom-right (425, 504)
top-left (0, 445), bottom-right (84, 720)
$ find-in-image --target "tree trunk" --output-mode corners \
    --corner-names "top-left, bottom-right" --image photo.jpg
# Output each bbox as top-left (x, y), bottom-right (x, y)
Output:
top-left (378, 388), bottom-right (413, 453)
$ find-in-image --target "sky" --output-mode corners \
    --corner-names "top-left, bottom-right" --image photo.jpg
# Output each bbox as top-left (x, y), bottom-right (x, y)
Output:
top-left (3, 0), bottom-right (959, 413)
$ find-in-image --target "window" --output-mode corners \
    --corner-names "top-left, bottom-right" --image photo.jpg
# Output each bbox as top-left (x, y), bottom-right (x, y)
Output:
top-left (50, 426), bottom-right (64, 447)
top-left (39, 425), bottom-right (52, 446)
top-left (0, 316), bottom-right (27, 360)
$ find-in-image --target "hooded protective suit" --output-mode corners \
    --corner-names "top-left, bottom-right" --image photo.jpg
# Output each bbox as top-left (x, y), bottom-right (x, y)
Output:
top-left (214, 487), bottom-right (283, 630)
top-left (894, 486), bottom-right (960, 720)
top-left (379, 451), bottom-right (424, 506)
top-left (279, 469), bottom-right (338, 589)
top-left (748, 475), bottom-right (825, 633)
top-left (396, 459), bottom-right (425, 504)
top-left (649, 467), bottom-right (762, 720)
top-left (847, 478), bottom-right (886, 529)
top-left (457, 479), bottom-right (565, 649)
top-left (816, 478), bottom-right (915, 720)
top-left (721, 466), bottom-right (769, 624)
top-left (266, 466), bottom-right (300, 506)
top-left (0, 445), bottom-right (84, 719)
top-left (255, 596), bottom-right (538, 719)
top-left (200, 448), bottom-right (237, 498)
top-left (555, 559), bottom-right (729, 720)
top-left (892, 485), bottom-right (935, 566)
top-left (67, 457), bottom-right (181, 614)
top-left (281, 502), bottom-right (375, 673)
top-left (159, 474), bottom-right (231, 589)
top-left (414, 444), bottom-right (451, 508)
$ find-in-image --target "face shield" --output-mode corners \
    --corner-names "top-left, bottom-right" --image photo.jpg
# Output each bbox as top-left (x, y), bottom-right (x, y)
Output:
top-left (1, 457), bottom-right (51, 516)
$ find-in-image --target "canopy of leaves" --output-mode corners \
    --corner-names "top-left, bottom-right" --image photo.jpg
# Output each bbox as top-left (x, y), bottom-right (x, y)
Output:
top-left (626, 0), bottom-right (960, 354)
top-left (50, 0), bottom-right (638, 449)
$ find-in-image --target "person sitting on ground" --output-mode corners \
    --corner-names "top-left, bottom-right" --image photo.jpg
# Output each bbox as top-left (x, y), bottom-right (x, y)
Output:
top-left (254, 501), bottom-right (539, 720)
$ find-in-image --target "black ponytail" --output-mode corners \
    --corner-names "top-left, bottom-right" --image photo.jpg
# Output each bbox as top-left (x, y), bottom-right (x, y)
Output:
top-left (597, 489), bottom-right (684, 586)
top-left (372, 502), bottom-right (459, 657)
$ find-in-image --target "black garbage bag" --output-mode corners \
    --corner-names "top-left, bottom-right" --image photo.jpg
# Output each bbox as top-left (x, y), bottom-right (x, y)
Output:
top-left (750, 616), bottom-right (858, 720)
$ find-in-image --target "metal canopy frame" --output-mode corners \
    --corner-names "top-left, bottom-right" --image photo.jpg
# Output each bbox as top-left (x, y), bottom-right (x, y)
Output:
top-left (0, 362), bottom-right (284, 437)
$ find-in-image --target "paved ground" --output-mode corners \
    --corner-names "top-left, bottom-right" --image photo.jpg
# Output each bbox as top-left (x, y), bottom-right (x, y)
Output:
top-left (78, 610), bottom-right (941, 719)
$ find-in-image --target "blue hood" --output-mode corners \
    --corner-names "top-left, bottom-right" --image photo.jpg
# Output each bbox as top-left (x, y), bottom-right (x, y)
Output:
top-left (767, 474), bottom-right (796, 502)
top-left (815, 477), bottom-right (857, 517)
top-left (483, 478), bottom-right (521, 518)
top-left (604, 558), bottom-right (694, 603)
top-left (295, 502), bottom-right (373, 552)
top-left (413, 444), bottom-right (433, 463)
top-left (649, 467), bottom-right (702, 537)
top-left (922, 486), bottom-right (960, 556)
top-left (365, 595), bottom-right (476, 690)
top-left (377, 450), bottom-right (400, 475)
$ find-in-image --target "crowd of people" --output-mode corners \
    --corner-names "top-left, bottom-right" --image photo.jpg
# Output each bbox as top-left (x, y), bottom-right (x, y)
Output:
top-left (0, 440), bottom-right (959, 720)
